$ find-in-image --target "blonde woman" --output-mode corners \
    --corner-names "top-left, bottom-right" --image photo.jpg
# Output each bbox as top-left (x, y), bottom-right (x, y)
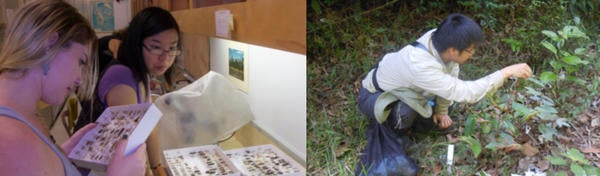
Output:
top-left (0, 1), bottom-right (147, 175)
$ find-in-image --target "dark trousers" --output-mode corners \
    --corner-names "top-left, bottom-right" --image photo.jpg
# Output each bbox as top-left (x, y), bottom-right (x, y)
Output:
top-left (357, 87), bottom-right (447, 134)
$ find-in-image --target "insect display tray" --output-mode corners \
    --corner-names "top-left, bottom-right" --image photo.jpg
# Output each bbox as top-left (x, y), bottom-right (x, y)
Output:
top-left (223, 144), bottom-right (305, 176)
top-left (164, 145), bottom-right (241, 176)
top-left (68, 103), bottom-right (162, 171)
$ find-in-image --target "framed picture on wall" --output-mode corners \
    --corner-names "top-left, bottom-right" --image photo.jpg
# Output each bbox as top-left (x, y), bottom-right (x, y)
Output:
top-left (90, 1), bottom-right (114, 33)
top-left (226, 40), bottom-right (249, 92)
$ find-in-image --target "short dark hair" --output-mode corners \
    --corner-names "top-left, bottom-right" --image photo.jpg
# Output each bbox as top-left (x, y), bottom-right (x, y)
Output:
top-left (117, 6), bottom-right (181, 90)
top-left (432, 13), bottom-right (484, 53)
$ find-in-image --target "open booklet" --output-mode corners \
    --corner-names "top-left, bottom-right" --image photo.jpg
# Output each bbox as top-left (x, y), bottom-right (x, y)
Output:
top-left (67, 103), bottom-right (162, 171)
top-left (163, 144), bottom-right (305, 176)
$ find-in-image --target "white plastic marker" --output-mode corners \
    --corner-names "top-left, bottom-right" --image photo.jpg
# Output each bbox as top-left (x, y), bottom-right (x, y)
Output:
top-left (447, 144), bottom-right (455, 174)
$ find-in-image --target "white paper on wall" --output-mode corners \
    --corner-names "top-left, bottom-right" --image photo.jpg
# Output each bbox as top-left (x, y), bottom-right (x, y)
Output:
top-left (215, 9), bottom-right (233, 38)
top-left (113, 0), bottom-right (131, 30)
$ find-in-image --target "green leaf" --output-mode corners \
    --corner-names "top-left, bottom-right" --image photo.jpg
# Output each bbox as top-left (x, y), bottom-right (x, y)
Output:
top-left (460, 136), bottom-right (482, 157)
top-left (556, 39), bottom-right (565, 48)
top-left (524, 87), bottom-right (543, 96)
top-left (310, 0), bottom-right (322, 15)
top-left (485, 141), bottom-right (502, 150)
top-left (540, 71), bottom-right (557, 83)
top-left (574, 48), bottom-right (587, 55)
top-left (562, 148), bottom-right (589, 165)
top-left (566, 76), bottom-right (587, 86)
top-left (512, 102), bottom-right (535, 119)
top-left (549, 60), bottom-right (562, 70)
top-left (500, 132), bottom-right (516, 144)
top-left (570, 163), bottom-right (585, 176)
top-left (555, 171), bottom-right (569, 176)
top-left (541, 30), bottom-right (559, 41)
top-left (540, 95), bottom-right (555, 106)
top-left (565, 64), bottom-right (579, 74)
top-left (502, 118), bottom-right (517, 134)
top-left (546, 156), bottom-right (568, 165)
top-left (541, 40), bottom-right (558, 55)
top-left (535, 104), bottom-right (559, 121)
top-left (584, 166), bottom-right (600, 175)
top-left (562, 55), bottom-right (584, 65)
top-left (478, 171), bottom-right (490, 176)
top-left (482, 122), bottom-right (491, 134)
top-left (526, 78), bottom-right (546, 88)
top-left (540, 101), bottom-right (558, 111)
top-left (557, 29), bottom-right (567, 40)
top-left (464, 115), bottom-right (476, 136)
top-left (501, 38), bottom-right (522, 52)
top-left (375, 28), bottom-right (387, 33)
top-left (562, 25), bottom-right (589, 39)
top-left (490, 117), bottom-right (500, 132)
top-left (538, 124), bottom-right (557, 142)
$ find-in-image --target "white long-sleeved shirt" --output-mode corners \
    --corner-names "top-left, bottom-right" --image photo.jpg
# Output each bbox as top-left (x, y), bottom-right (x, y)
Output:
top-left (362, 29), bottom-right (505, 108)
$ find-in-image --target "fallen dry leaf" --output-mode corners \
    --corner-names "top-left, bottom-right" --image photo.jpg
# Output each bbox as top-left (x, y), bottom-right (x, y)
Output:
top-left (334, 140), bottom-right (350, 158)
top-left (503, 143), bottom-right (522, 153)
top-left (521, 142), bottom-right (539, 156)
top-left (446, 134), bottom-right (459, 143)
top-left (577, 111), bottom-right (591, 123)
top-left (518, 157), bottom-right (534, 171)
top-left (515, 134), bottom-right (530, 144)
top-left (537, 159), bottom-right (550, 171)
top-left (580, 147), bottom-right (600, 154)
top-left (433, 163), bottom-right (442, 175)
top-left (557, 135), bottom-right (572, 144)
top-left (591, 118), bottom-right (600, 127)
top-left (485, 168), bottom-right (499, 176)
top-left (327, 110), bottom-right (336, 117)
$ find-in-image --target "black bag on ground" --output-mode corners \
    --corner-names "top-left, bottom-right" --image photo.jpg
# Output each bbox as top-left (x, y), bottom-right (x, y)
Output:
top-left (356, 118), bottom-right (418, 176)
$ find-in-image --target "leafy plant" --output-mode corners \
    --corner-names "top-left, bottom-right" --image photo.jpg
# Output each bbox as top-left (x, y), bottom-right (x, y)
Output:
top-left (460, 136), bottom-right (482, 157)
top-left (539, 25), bottom-right (590, 85)
top-left (308, 1), bottom-right (600, 175)
top-left (501, 38), bottom-right (523, 53)
top-left (546, 148), bottom-right (600, 175)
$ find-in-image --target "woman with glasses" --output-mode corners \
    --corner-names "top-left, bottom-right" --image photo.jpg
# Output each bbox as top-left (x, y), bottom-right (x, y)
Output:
top-left (76, 6), bottom-right (181, 175)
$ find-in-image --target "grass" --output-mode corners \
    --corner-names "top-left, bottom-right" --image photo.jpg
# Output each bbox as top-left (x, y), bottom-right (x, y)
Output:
top-left (308, 60), bottom-right (368, 175)
top-left (308, 0), bottom-right (600, 175)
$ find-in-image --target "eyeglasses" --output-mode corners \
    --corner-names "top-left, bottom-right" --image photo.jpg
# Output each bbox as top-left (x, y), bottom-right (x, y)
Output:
top-left (143, 44), bottom-right (181, 56)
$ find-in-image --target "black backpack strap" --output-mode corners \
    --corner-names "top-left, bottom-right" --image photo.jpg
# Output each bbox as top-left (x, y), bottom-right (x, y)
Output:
top-left (372, 63), bottom-right (384, 92)
top-left (411, 41), bottom-right (429, 52)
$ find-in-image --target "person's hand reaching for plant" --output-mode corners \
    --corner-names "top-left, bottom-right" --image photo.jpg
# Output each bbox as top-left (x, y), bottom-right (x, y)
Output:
top-left (501, 63), bottom-right (532, 79)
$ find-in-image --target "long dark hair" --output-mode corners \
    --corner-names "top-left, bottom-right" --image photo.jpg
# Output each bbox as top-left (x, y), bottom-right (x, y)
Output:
top-left (117, 6), bottom-right (181, 91)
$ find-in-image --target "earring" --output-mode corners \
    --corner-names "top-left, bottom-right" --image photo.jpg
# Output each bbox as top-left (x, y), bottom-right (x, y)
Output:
top-left (43, 62), bottom-right (50, 75)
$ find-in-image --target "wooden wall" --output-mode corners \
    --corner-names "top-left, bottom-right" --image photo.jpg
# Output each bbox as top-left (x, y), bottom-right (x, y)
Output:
top-left (171, 0), bottom-right (306, 55)
top-left (158, 0), bottom-right (306, 78)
